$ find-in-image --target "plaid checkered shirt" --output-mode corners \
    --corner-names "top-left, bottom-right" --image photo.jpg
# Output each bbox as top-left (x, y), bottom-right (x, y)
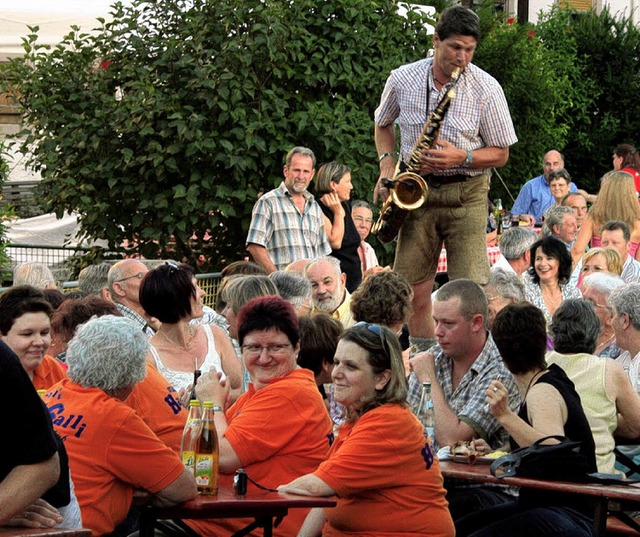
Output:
top-left (407, 332), bottom-right (521, 449)
top-left (246, 182), bottom-right (331, 270)
top-left (375, 58), bottom-right (517, 176)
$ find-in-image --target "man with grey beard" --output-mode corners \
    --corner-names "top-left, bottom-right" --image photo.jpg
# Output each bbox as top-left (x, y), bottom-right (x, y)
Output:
top-left (305, 256), bottom-right (355, 328)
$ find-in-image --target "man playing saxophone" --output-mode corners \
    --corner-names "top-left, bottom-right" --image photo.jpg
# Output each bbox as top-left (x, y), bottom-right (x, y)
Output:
top-left (374, 5), bottom-right (517, 353)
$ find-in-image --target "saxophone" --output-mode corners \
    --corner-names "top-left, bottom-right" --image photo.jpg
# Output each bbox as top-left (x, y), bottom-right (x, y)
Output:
top-left (372, 67), bottom-right (461, 244)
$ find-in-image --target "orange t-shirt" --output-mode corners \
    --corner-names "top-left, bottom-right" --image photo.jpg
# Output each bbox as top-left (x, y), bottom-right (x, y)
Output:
top-left (33, 355), bottom-right (67, 391)
top-left (124, 363), bottom-right (187, 454)
top-left (187, 368), bottom-right (332, 537)
top-left (44, 379), bottom-right (186, 537)
top-left (315, 404), bottom-right (455, 537)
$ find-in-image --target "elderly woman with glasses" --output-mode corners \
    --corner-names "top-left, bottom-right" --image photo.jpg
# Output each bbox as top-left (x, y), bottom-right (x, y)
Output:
top-left (279, 323), bottom-right (454, 537)
top-left (185, 295), bottom-right (332, 537)
top-left (139, 263), bottom-right (242, 400)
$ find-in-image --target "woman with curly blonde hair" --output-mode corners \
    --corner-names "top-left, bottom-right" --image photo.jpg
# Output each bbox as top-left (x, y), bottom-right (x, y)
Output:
top-left (571, 171), bottom-right (640, 264)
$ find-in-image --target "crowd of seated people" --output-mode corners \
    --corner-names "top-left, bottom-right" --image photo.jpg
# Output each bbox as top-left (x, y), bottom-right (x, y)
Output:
top-left (10, 143), bottom-right (640, 537)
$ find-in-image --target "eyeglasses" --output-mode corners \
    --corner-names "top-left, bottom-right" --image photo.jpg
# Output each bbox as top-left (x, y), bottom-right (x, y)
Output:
top-left (585, 297), bottom-right (611, 311)
top-left (242, 343), bottom-right (292, 356)
top-left (115, 271), bottom-right (145, 284)
top-left (353, 216), bottom-right (373, 224)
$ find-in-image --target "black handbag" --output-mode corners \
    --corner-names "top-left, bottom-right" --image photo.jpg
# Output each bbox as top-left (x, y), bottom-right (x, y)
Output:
top-left (490, 435), bottom-right (590, 483)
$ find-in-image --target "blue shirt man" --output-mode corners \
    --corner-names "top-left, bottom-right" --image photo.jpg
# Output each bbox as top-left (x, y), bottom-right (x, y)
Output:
top-left (511, 150), bottom-right (577, 224)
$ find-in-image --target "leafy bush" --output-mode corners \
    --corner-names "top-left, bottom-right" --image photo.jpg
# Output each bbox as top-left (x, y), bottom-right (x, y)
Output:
top-left (0, 142), bottom-right (15, 280)
top-left (2, 0), bottom-right (434, 269)
top-left (473, 4), bottom-right (594, 202)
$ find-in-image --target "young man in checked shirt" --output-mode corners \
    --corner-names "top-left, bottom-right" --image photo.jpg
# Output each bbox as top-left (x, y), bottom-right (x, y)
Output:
top-left (374, 5), bottom-right (517, 354)
top-left (406, 279), bottom-right (520, 520)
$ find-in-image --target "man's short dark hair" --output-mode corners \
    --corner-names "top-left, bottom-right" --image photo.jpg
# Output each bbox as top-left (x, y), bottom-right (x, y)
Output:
top-left (435, 6), bottom-right (481, 42)
top-left (435, 279), bottom-right (488, 326)
top-left (601, 220), bottom-right (631, 243)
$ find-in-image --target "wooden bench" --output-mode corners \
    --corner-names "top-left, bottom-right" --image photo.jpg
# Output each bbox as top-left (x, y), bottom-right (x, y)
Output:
top-left (607, 514), bottom-right (640, 535)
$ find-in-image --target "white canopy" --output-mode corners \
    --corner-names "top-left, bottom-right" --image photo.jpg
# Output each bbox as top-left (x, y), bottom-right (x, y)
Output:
top-left (0, 0), bottom-right (133, 60)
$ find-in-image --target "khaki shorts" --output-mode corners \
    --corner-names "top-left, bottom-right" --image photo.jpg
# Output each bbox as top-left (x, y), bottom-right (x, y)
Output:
top-left (393, 173), bottom-right (491, 285)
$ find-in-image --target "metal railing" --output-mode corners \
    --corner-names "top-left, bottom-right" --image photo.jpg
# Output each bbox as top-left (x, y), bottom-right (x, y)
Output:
top-left (61, 272), bottom-right (223, 308)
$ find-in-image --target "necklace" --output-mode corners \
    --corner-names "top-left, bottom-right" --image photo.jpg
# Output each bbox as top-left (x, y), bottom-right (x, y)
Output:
top-left (521, 369), bottom-right (546, 403)
top-left (597, 332), bottom-right (615, 351)
top-left (541, 285), bottom-right (562, 313)
top-left (434, 75), bottom-right (450, 87)
top-left (159, 325), bottom-right (197, 351)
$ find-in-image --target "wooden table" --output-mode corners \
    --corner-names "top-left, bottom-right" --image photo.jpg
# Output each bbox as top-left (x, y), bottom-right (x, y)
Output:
top-left (0, 529), bottom-right (91, 536)
top-left (440, 460), bottom-right (640, 536)
top-left (139, 486), bottom-right (336, 537)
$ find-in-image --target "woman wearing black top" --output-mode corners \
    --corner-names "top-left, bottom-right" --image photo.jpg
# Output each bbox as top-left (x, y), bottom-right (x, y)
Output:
top-left (456, 302), bottom-right (597, 537)
top-left (315, 162), bottom-right (362, 292)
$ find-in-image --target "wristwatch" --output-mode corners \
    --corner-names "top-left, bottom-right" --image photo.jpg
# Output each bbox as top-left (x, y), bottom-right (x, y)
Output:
top-left (463, 150), bottom-right (473, 166)
top-left (212, 405), bottom-right (223, 412)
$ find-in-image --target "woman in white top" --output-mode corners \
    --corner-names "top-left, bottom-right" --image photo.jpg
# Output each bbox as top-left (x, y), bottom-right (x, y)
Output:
top-left (140, 262), bottom-right (242, 400)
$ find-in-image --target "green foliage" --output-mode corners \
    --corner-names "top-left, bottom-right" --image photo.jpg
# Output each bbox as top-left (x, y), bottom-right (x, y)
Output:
top-left (473, 4), bottom-right (594, 202)
top-left (2, 0), bottom-right (434, 269)
top-left (541, 7), bottom-right (640, 191)
top-left (0, 142), bottom-right (15, 280)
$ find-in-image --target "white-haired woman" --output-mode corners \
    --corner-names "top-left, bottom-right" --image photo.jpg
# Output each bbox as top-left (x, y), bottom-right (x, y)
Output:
top-left (43, 316), bottom-right (196, 536)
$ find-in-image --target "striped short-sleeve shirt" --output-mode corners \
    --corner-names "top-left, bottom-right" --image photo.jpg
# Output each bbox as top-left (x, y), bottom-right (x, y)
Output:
top-left (246, 182), bottom-right (331, 270)
top-left (375, 58), bottom-right (518, 176)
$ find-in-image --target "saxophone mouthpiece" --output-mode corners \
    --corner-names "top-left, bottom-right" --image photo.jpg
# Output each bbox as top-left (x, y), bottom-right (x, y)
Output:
top-left (451, 67), bottom-right (462, 80)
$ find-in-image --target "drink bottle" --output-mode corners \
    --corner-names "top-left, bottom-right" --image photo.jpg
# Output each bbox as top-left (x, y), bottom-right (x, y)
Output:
top-left (180, 400), bottom-right (202, 476)
top-left (195, 401), bottom-right (219, 495)
top-left (415, 382), bottom-right (436, 448)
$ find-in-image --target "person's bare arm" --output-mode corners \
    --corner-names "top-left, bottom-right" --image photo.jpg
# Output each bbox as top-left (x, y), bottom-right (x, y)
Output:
top-left (150, 467), bottom-right (197, 507)
top-left (420, 142), bottom-right (509, 173)
top-left (296, 508), bottom-right (327, 537)
top-left (487, 381), bottom-right (566, 448)
top-left (278, 474), bottom-right (335, 497)
top-left (210, 325), bottom-right (243, 401)
top-left (410, 352), bottom-right (477, 446)
top-left (246, 243), bottom-right (277, 274)
top-left (0, 453), bottom-right (60, 525)
top-left (3, 499), bottom-right (62, 529)
top-left (571, 216), bottom-right (593, 266)
top-left (320, 194), bottom-right (345, 249)
top-left (374, 124), bottom-right (397, 204)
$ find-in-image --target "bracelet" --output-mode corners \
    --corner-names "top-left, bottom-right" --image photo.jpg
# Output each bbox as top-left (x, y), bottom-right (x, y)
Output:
top-left (378, 152), bottom-right (394, 163)
top-left (463, 149), bottom-right (473, 166)
top-left (212, 405), bottom-right (223, 412)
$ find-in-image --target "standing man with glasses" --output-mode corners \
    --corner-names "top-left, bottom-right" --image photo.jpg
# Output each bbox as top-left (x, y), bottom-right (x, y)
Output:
top-left (107, 259), bottom-right (155, 337)
top-left (352, 200), bottom-right (380, 274)
top-left (374, 5), bottom-right (517, 356)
